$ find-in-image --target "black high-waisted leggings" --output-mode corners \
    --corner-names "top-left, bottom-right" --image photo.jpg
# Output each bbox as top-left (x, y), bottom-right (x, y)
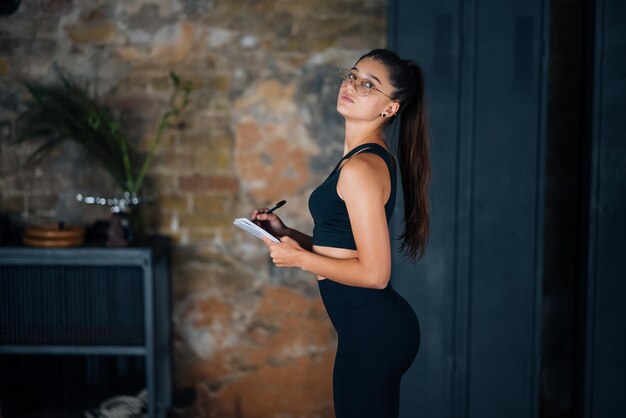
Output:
top-left (318, 279), bottom-right (420, 418)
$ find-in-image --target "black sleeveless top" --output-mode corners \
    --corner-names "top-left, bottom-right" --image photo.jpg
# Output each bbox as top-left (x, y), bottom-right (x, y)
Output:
top-left (308, 142), bottom-right (397, 250)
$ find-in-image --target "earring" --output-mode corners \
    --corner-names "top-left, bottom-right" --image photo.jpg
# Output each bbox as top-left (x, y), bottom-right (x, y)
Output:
top-left (382, 113), bottom-right (387, 117)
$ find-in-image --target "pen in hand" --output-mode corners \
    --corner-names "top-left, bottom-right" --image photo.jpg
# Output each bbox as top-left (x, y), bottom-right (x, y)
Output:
top-left (263, 200), bottom-right (286, 214)
top-left (252, 200), bottom-right (287, 224)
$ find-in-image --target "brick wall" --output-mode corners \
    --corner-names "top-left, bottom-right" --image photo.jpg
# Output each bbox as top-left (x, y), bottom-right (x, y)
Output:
top-left (0, 1), bottom-right (386, 417)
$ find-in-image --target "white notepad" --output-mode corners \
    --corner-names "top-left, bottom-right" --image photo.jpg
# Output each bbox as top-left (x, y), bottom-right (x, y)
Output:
top-left (233, 218), bottom-right (281, 243)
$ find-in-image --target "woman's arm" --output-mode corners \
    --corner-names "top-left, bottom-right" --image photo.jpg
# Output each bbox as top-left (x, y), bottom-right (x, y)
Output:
top-left (299, 251), bottom-right (386, 289)
top-left (284, 227), bottom-right (313, 252)
top-left (264, 153), bottom-right (392, 289)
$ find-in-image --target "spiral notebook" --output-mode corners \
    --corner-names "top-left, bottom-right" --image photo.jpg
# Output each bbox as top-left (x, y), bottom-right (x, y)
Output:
top-left (233, 218), bottom-right (281, 243)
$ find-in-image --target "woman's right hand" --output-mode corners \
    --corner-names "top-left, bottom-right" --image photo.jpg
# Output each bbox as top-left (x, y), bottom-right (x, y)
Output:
top-left (251, 207), bottom-right (290, 238)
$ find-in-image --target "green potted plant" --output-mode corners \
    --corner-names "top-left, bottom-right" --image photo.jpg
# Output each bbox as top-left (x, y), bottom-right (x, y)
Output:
top-left (11, 71), bottom-right (193, 243)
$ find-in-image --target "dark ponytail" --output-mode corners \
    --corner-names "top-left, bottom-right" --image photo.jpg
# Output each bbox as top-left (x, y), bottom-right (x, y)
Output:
top-left (357, 49), bottom-right (431, 262)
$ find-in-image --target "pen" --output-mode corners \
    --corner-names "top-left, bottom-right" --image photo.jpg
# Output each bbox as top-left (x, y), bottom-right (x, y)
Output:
top-left (263, 200), bottom-right (286, 214)
top-left (251, 200), bottom-right (286, 223)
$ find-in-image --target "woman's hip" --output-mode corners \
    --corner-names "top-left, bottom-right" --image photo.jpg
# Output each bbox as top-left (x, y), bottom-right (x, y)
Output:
top-left (323, 288), bottom-right (419, 339)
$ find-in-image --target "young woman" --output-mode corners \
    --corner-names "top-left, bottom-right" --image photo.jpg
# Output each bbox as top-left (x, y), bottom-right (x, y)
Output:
top-left (251, 48), bottom-right (430, 418)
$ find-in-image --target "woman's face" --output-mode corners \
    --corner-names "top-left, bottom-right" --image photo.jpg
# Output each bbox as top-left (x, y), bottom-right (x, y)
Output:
top-left (336, 57), bottom-right (397, 122)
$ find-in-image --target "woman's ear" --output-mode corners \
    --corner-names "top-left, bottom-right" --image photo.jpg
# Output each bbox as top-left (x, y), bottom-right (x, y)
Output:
top-left (385, 101), bottom-right (400, 118)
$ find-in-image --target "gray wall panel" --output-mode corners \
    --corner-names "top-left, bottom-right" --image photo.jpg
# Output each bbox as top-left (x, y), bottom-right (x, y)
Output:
top-left (469, 1), bottom-right (545, 416)
top-left (389, 1), bottom-right (460, 417)
top-left (388, 0), bottom-right (547, 417)
top-left (585, 0), bottom-right (626, 416)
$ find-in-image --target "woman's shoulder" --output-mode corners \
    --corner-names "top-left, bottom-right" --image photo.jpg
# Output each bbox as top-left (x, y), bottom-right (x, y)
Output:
top-left (337, 152), bottom-right (390, 188)
top-left (344, 149), bottom-right (390, 172)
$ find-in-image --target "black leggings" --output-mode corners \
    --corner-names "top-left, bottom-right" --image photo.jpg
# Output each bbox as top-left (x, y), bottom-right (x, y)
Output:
top-left (318, 279), bottom-right (420, 418)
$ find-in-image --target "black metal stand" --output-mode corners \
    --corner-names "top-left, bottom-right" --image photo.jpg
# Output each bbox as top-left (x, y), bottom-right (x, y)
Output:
top-left (0, 236), bottom-right (172, 417)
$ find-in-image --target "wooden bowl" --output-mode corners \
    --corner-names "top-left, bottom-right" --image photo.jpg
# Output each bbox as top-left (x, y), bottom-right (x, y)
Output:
top-left (23, 224), bottom-right (85, 247)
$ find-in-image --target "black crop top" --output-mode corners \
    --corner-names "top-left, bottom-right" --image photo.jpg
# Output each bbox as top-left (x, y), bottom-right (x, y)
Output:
top-left (308, 142), bottom-right (397, 250)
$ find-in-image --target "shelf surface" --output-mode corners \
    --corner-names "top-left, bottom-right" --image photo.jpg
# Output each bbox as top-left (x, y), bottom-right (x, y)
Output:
top-left (0, 345), bottom-right (147, 356)
top-left (0, 235), bottom-right (170, 266)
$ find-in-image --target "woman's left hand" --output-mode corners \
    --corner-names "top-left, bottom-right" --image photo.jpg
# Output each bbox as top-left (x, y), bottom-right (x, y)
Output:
top-left (261, 235), bottom-right (306, 268)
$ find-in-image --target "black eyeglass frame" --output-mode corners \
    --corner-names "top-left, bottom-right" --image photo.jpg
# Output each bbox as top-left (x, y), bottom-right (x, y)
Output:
top-left (336, 68), bottom-right (394, 99)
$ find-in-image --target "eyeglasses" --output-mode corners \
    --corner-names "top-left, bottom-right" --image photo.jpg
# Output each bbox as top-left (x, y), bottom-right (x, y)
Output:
top-left (336, 68), bottom-right (393, 99)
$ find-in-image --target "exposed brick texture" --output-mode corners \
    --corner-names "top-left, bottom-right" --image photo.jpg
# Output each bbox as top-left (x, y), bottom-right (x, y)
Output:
top-left (0, 1), bottom-right (386, 416)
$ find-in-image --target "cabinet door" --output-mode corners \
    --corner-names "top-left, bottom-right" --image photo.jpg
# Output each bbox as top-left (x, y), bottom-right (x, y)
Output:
top-left (387, 1), bottom-right (548, 417)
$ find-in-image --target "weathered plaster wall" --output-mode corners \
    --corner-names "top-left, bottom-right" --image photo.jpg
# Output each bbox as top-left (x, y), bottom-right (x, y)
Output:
top-left (0, 1), bottom-right (386, 417)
